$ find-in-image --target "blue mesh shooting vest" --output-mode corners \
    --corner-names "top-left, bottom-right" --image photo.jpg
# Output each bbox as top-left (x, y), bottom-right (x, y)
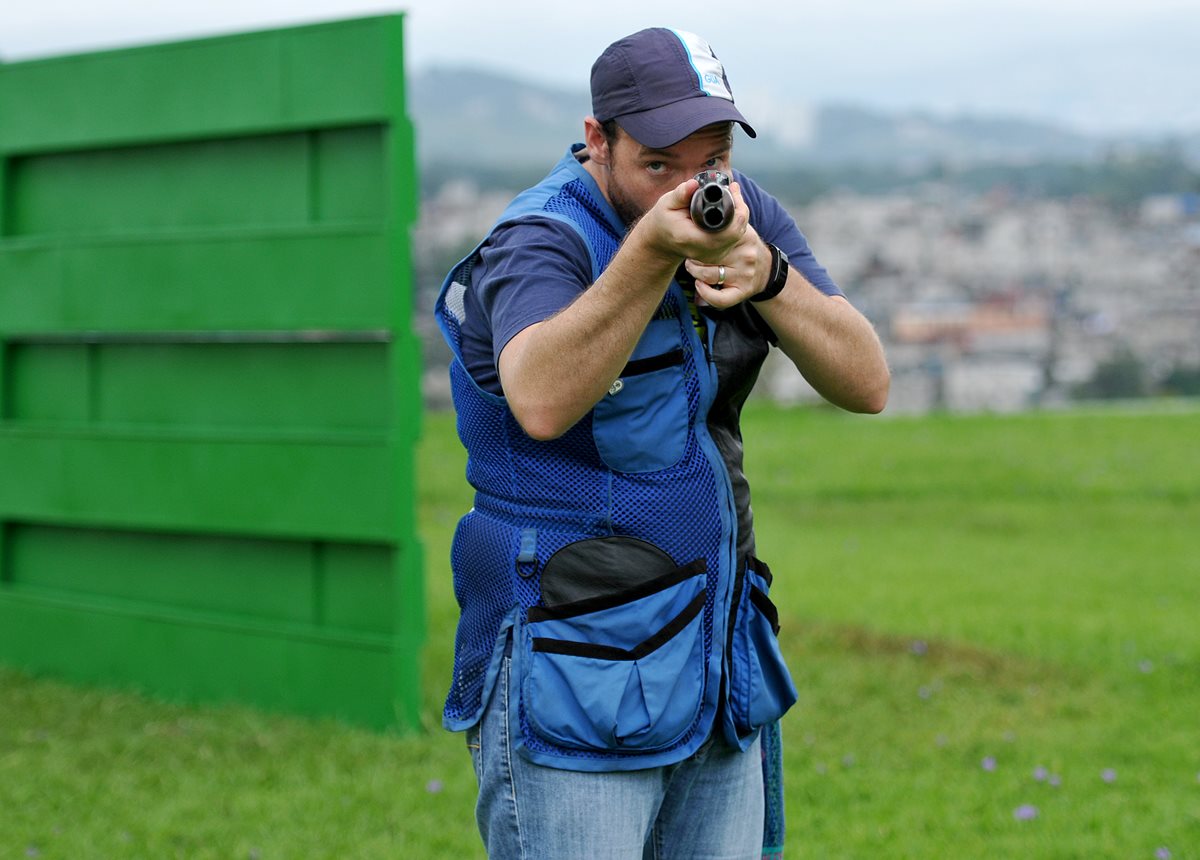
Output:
top-left (435, 146), bottom-right (796, 771)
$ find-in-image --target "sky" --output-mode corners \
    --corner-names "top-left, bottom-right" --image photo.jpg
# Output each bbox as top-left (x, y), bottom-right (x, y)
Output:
top-left (1, 0), bottom-right (1196, 137)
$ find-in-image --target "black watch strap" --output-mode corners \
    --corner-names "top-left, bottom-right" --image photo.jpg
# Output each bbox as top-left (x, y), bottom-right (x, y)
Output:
top-left (752, 243), bottom-right (789, 303)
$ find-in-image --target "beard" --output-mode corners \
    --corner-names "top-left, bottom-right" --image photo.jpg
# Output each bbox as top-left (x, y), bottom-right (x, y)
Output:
top-left (605, 173), bottom-right (647, 230)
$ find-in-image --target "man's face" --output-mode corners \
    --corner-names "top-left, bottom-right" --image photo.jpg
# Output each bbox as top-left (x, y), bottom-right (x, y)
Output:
top-left (603, 123), bottom-right (733, 226)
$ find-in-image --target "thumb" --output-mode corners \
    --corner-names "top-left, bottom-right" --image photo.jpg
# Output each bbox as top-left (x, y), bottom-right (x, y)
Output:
top-left (665, 177), bottom-right (700, 212)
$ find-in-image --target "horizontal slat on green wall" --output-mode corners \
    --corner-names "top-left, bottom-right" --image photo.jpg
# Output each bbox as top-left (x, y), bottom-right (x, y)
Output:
top-left (0, 232), bottom-right (393, 333)
top-left (0, 591), bottom-right (400, 726)
top-left (0, 15), bottom-right (423, 729)
top-left (4, 522), bottom-right (394, 634)
top-left (0, 431), bottom-right (397, 541)
top-left (0, 17), bottom-right (403, 154)
top-left (6, 126), bottom-right (384, 236)
top-left (6, 340), bottom-right (390, 430)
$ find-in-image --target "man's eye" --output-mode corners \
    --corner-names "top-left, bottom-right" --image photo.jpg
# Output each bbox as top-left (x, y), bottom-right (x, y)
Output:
top-left (647, 161), bottom-right (666, 174)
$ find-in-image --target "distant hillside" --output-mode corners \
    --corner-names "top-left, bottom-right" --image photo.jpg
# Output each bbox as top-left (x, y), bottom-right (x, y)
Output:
top-left (807, 104), bottom-right (1103, 167)
top-left (408, 65), bottom-right (1196, 172)
top-left (410, 67), bottom-right (587, 169)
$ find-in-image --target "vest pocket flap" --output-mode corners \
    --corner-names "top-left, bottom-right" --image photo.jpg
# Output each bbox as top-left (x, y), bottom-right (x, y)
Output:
top-left (526, 562), bottom-right (705, 649)
top-left (620, 348), bottom-right (684, 376)
top-left (531, 590), bottom-right (705, 659)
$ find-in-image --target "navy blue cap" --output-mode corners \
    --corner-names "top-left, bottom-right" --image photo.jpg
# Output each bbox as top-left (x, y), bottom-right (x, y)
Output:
top-left (591, 28), bottom-right (757, 148)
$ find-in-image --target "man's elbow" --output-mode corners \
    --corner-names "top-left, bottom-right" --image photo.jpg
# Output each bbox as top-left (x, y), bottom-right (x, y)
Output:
top-left (857, 369), bottom-right (891, 414)
top-left (520, 414), bottom-right (571, 442)
top-left (856, 390), bottom-right (889, 415)
top-left (509, 397), bottom-right (575, 441)
top-left (841, 368), bottom-right (890, 415)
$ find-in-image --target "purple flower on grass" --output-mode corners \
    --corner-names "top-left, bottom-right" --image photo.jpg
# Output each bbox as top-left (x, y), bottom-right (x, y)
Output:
top-left (981, 756), bottom-right (997, 772)
top-left (910, 640), bottom-right (928, 656)
top-left (426, 779), bottom-right (444, 794)
top-left (1013, 804), bottom-right (1039, 821)
top-left (1033, 766), bottom-right (1048, 782)
top-left (1101, 768), bottom-right (1117, 783)
top-left (1155, 847), bottom-right (1171, 859)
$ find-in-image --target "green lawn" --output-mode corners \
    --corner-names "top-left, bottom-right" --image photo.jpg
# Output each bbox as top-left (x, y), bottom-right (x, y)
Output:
top-left (3, 403), bottom-right (1198, 858)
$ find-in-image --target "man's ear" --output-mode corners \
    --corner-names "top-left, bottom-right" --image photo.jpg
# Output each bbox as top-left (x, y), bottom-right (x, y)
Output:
top-left (583, 117), bottom-right (610, 167)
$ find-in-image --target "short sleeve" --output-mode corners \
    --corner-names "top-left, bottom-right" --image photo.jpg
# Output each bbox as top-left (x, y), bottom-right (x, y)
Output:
top-left (459, 217), bottom-right (592, 393)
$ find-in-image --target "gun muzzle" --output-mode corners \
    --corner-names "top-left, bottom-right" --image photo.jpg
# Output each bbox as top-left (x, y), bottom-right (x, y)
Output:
top-left (689, 170), bottom-right (734, 232)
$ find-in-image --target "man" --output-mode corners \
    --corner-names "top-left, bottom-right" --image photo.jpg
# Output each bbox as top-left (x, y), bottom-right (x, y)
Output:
top-left (435, 27), bottom-right (889, 859)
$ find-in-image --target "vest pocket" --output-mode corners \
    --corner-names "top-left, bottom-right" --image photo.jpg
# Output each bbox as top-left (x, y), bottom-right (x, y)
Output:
top-left (521, 561), bottom-right (707, 752)
top-left (726, 559), bottom-right (798, 747)
top-left (593, 322), bottom-right (689, 473)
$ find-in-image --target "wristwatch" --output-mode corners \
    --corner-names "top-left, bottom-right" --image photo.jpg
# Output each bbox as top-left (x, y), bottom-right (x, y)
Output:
top-left (752, 243), bottom-right (789, 303)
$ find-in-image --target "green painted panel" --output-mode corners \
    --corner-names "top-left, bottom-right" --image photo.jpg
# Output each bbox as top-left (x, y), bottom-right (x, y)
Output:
top-left (8, 134), bottom-right (311, 237)
top-left (0, 232), bottom-right (393, 333)
top-left (0, 156), bottom-right (8, 234)
top-left (321, 542), bottom-right (396, 634)
top-left (0, 431), bottom-right (397, 542)
top-left (5, 126), bottom-right (384, 238)
top-left (8, 523), bottom-right (316, 624)
top-left (314, 127), bottom-right (389, 223)
top-left (0, 14), bottom-right (421, 730)
top-left (4, 522), bottom-right (394, 635)
top-left (0, 17), bottom-right (397, 154)
top-left (98, 341), bottom-right (390, 430)
top-left (4, 342), bottom-right (92, 422)
top-left (4, 334), bottom-right (421, 437)
top-left (0, 39), bottom-right (284, 152)
top-left (4, 340), bottom-right (390, 431)
top-left (282, 19), bottom-right (397, 123)
top-left (0, 592), bottom-right (398, 728)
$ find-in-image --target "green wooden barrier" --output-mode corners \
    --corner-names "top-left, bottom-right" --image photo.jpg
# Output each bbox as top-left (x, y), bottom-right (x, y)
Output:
top-left (0, 15), bottom-right (423, 730)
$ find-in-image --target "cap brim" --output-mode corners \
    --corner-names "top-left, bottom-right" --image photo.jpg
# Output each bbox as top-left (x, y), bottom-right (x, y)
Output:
top-left (615, 96), bottom-right (757, 149)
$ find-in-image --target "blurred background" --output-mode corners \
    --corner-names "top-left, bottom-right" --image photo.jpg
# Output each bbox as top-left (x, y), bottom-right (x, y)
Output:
top-left (5, 0), bottom-right (1198, 416)
top-left (2, 4), bottom-right (1198, 858)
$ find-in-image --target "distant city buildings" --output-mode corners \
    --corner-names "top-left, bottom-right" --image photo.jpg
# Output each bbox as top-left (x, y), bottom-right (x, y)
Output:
top-left (770, 185), bottom-right (1200, 412)
top-left (416, 179), bottom-right (1200, 414)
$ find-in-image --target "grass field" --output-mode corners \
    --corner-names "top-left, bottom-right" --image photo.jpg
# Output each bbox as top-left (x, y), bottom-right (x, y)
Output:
top-left (3, 403), bottom-right (1199, 858)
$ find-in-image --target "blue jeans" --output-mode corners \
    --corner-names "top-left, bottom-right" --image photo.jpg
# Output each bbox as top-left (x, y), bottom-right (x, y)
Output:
top-left (466, 656), bottom-right (764, 859)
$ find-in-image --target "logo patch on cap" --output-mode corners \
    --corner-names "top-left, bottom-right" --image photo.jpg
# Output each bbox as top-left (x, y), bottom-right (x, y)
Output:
top-left (670, 29), bottom-right (734, 102)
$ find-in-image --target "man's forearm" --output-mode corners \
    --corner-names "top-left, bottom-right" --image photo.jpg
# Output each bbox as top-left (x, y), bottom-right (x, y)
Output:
top-left (754, 271), bottom-right (890, 414)
top-left (498, 227), bottom-right (681, 440)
